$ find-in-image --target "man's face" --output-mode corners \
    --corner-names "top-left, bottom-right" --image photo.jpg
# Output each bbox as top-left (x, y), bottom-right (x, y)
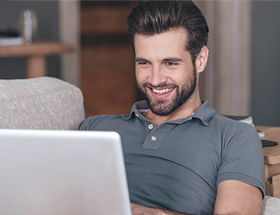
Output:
top-left (134, 28), bottom-right (197, 116)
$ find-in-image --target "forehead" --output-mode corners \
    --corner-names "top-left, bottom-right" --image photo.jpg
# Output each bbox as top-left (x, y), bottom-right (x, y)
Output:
top-left (134, 27), bottom-right (189, 58)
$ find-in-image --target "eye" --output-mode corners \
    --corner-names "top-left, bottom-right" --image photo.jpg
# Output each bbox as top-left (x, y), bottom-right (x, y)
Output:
top-left (164, 62), bottom-right (178, 66)
top-left (137, 61), bottom-right (149, 66)
top-left (138, 61), bottom-right (147, 65)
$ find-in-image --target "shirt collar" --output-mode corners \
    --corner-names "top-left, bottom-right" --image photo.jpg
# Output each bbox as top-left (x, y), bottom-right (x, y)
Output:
top-left (189, 100), bottom-right (216, 126)
top-left (122, 100), bottom-right (148, 120)
top-left (122, 100), bottom-right (216, 126)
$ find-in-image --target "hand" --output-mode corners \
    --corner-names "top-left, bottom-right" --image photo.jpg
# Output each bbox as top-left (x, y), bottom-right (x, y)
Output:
top-left (130, 203), bottom-right (167, 215)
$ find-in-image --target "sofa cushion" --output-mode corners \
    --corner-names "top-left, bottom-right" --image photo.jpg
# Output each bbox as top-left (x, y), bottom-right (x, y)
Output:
top-left (0, 77), bottom-right (85, 130)
top-left (262, 196), bottom-right (280, 215)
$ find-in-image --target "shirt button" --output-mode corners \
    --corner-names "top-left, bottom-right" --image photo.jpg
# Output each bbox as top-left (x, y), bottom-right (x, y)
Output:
top-left (151, 136), bottom-right (157, 141)
top-left (135, 113), bottom-right (139, 117)
top-left (148, 124), bottom-right (153, 129)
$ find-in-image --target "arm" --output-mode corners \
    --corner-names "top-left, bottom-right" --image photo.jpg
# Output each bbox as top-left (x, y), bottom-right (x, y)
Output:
top-left (214, 180), bottom-right (263, 215)
top-left (131, 203), bottom-right (188, 215)
top-left (131, 180), bottom-right (262, 215)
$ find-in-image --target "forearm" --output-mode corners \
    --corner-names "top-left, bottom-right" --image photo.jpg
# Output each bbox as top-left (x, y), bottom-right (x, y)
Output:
top-left (131, 203), bottom-right (189, 215)
top-left (158, 208), bottom-right (188, 215)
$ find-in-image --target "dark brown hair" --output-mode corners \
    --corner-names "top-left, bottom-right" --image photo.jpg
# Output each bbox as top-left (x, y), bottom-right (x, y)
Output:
top-left (127, 0), bottom-right (209, 63)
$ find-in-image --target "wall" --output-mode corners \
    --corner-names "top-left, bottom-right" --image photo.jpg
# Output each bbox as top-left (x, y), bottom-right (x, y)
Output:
top-left (196, 0), bottom-right (280, 126)
top-left (197, 1), bottom-right (251, 116)
top-left (59, 0), bottom-right (80, 86)
top-left (251, 1), bottom-right (280, 126)
top-left (0, 1), bottom-right (59, 79)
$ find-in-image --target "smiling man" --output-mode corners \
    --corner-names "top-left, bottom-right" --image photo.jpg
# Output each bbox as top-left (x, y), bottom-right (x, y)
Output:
top-left (79, 1), bottom-right (264, 214)
top-left (133, 28), bottom-right (205, 126)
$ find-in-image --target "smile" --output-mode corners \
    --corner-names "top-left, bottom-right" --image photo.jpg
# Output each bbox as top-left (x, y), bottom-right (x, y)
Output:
top-left (152, 88), bottom-right (174, 94)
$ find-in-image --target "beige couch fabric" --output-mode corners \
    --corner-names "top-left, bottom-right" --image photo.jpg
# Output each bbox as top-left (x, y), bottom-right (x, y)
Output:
top-left (0, 77), bottom-right (85, 130)
top-left (263, 196), bottom-right (280, 215)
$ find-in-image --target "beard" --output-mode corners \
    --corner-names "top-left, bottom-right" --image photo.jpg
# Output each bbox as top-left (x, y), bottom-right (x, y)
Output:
top-left (137, 68), bottom-right (197, 116)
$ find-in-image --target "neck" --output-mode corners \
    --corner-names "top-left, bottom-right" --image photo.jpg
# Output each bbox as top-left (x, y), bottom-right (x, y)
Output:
top-left (145, 91), bottom-right (202, 126)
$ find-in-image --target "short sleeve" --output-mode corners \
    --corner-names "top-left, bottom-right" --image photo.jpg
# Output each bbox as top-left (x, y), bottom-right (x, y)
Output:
top-left (216, 124), bottom-right (265, 197)
top-left (78, 116), bottom-right (100, 130)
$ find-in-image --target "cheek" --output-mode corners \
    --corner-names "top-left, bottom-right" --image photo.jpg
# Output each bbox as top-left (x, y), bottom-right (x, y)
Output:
top-left (135, 68), bottom-right (147, 84)
top-left (170, 70), bottom-right (188, 83)
top-left (170, 68), bottom-right (194, 86)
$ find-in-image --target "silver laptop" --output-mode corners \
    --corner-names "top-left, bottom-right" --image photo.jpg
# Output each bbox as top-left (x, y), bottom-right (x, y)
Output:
top-left (0, 129), bottom-right (131, 215)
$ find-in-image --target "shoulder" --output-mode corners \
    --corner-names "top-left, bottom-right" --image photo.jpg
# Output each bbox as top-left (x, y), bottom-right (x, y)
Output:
top-left (210, 113), bottom-right (262, 151)
top-left (212, 114), bottom-right (257, 136)
top-left (78, 114), bottom-right (123, 130)
top-left (212, 114), bottom-right (263, 160)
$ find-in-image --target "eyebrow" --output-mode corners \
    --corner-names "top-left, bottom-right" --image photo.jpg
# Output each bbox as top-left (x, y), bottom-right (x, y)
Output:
top-left (163, 57), bottom-right (183, 62)
top-left (134, 57), bottom-right (183, 62)
top-left (134, 57), bottom-right (148, 62)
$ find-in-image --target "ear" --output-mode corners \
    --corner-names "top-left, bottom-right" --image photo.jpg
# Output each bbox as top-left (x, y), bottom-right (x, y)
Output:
top-left (195, 46), bottom-right (209, 74)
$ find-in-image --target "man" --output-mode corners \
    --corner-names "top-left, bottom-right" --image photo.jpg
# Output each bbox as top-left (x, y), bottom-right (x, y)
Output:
top-left (79, 1), bottom-right (264, 214)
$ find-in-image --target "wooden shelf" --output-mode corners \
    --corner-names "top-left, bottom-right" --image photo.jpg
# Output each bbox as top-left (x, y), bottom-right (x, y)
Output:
top-left (0, 41), bottom-right (74, 78)
top-left (80, 3), bottom-right (138, 117)
top-left (0, 41), bottom-right (74, 57)
top-left (257, 126), bottom-right (280, 165)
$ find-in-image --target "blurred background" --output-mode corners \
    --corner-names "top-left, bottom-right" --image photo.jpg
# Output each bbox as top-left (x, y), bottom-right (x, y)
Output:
top-left (0, 0), bottom-right (279, 126)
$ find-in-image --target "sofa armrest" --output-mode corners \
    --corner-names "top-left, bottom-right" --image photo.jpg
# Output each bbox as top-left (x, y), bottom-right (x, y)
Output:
top-left (263, 196), bottom-right (280, 215)
top-left (0, 77), bottom-right (85, 130)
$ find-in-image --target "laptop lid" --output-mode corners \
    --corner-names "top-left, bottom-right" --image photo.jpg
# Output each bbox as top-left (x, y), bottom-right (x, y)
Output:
top-left (0, 129), bottom-right (131, 215)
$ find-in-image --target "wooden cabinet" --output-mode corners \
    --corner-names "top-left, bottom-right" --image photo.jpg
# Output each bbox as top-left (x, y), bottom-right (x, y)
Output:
top-left (80, 1), bottom-right (140, 118)
top-left (256, 126), bottom-right (280, 197)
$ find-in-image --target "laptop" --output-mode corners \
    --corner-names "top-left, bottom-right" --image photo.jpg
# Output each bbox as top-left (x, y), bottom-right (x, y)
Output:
top-left (0, 129), bottom-right (131, 215)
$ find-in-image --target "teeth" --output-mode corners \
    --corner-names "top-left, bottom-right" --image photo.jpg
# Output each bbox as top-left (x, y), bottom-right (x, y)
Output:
top-left (152, 88), bottom-right (173, 94)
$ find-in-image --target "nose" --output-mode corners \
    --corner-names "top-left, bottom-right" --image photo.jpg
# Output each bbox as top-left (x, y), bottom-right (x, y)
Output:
top-left (149, 65), bottom-right (167, 86)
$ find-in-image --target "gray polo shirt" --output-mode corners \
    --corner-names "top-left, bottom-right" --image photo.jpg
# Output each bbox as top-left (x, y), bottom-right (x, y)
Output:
top-left (79, 100), bottom-right (264, 215)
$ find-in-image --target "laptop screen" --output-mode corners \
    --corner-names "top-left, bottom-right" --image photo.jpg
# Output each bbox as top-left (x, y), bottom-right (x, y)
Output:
top-left (0, 129), bottom-right (131, 215)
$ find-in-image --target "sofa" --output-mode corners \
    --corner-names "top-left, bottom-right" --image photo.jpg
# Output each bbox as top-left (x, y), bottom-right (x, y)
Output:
top-left (0, 77), bottom-right (279, 214)
top-left (0, 77), bottom-right (84, 130)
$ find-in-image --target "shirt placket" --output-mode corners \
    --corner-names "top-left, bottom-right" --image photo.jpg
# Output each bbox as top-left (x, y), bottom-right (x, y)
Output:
top-left (142, 123), bottom-right (171, 150)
